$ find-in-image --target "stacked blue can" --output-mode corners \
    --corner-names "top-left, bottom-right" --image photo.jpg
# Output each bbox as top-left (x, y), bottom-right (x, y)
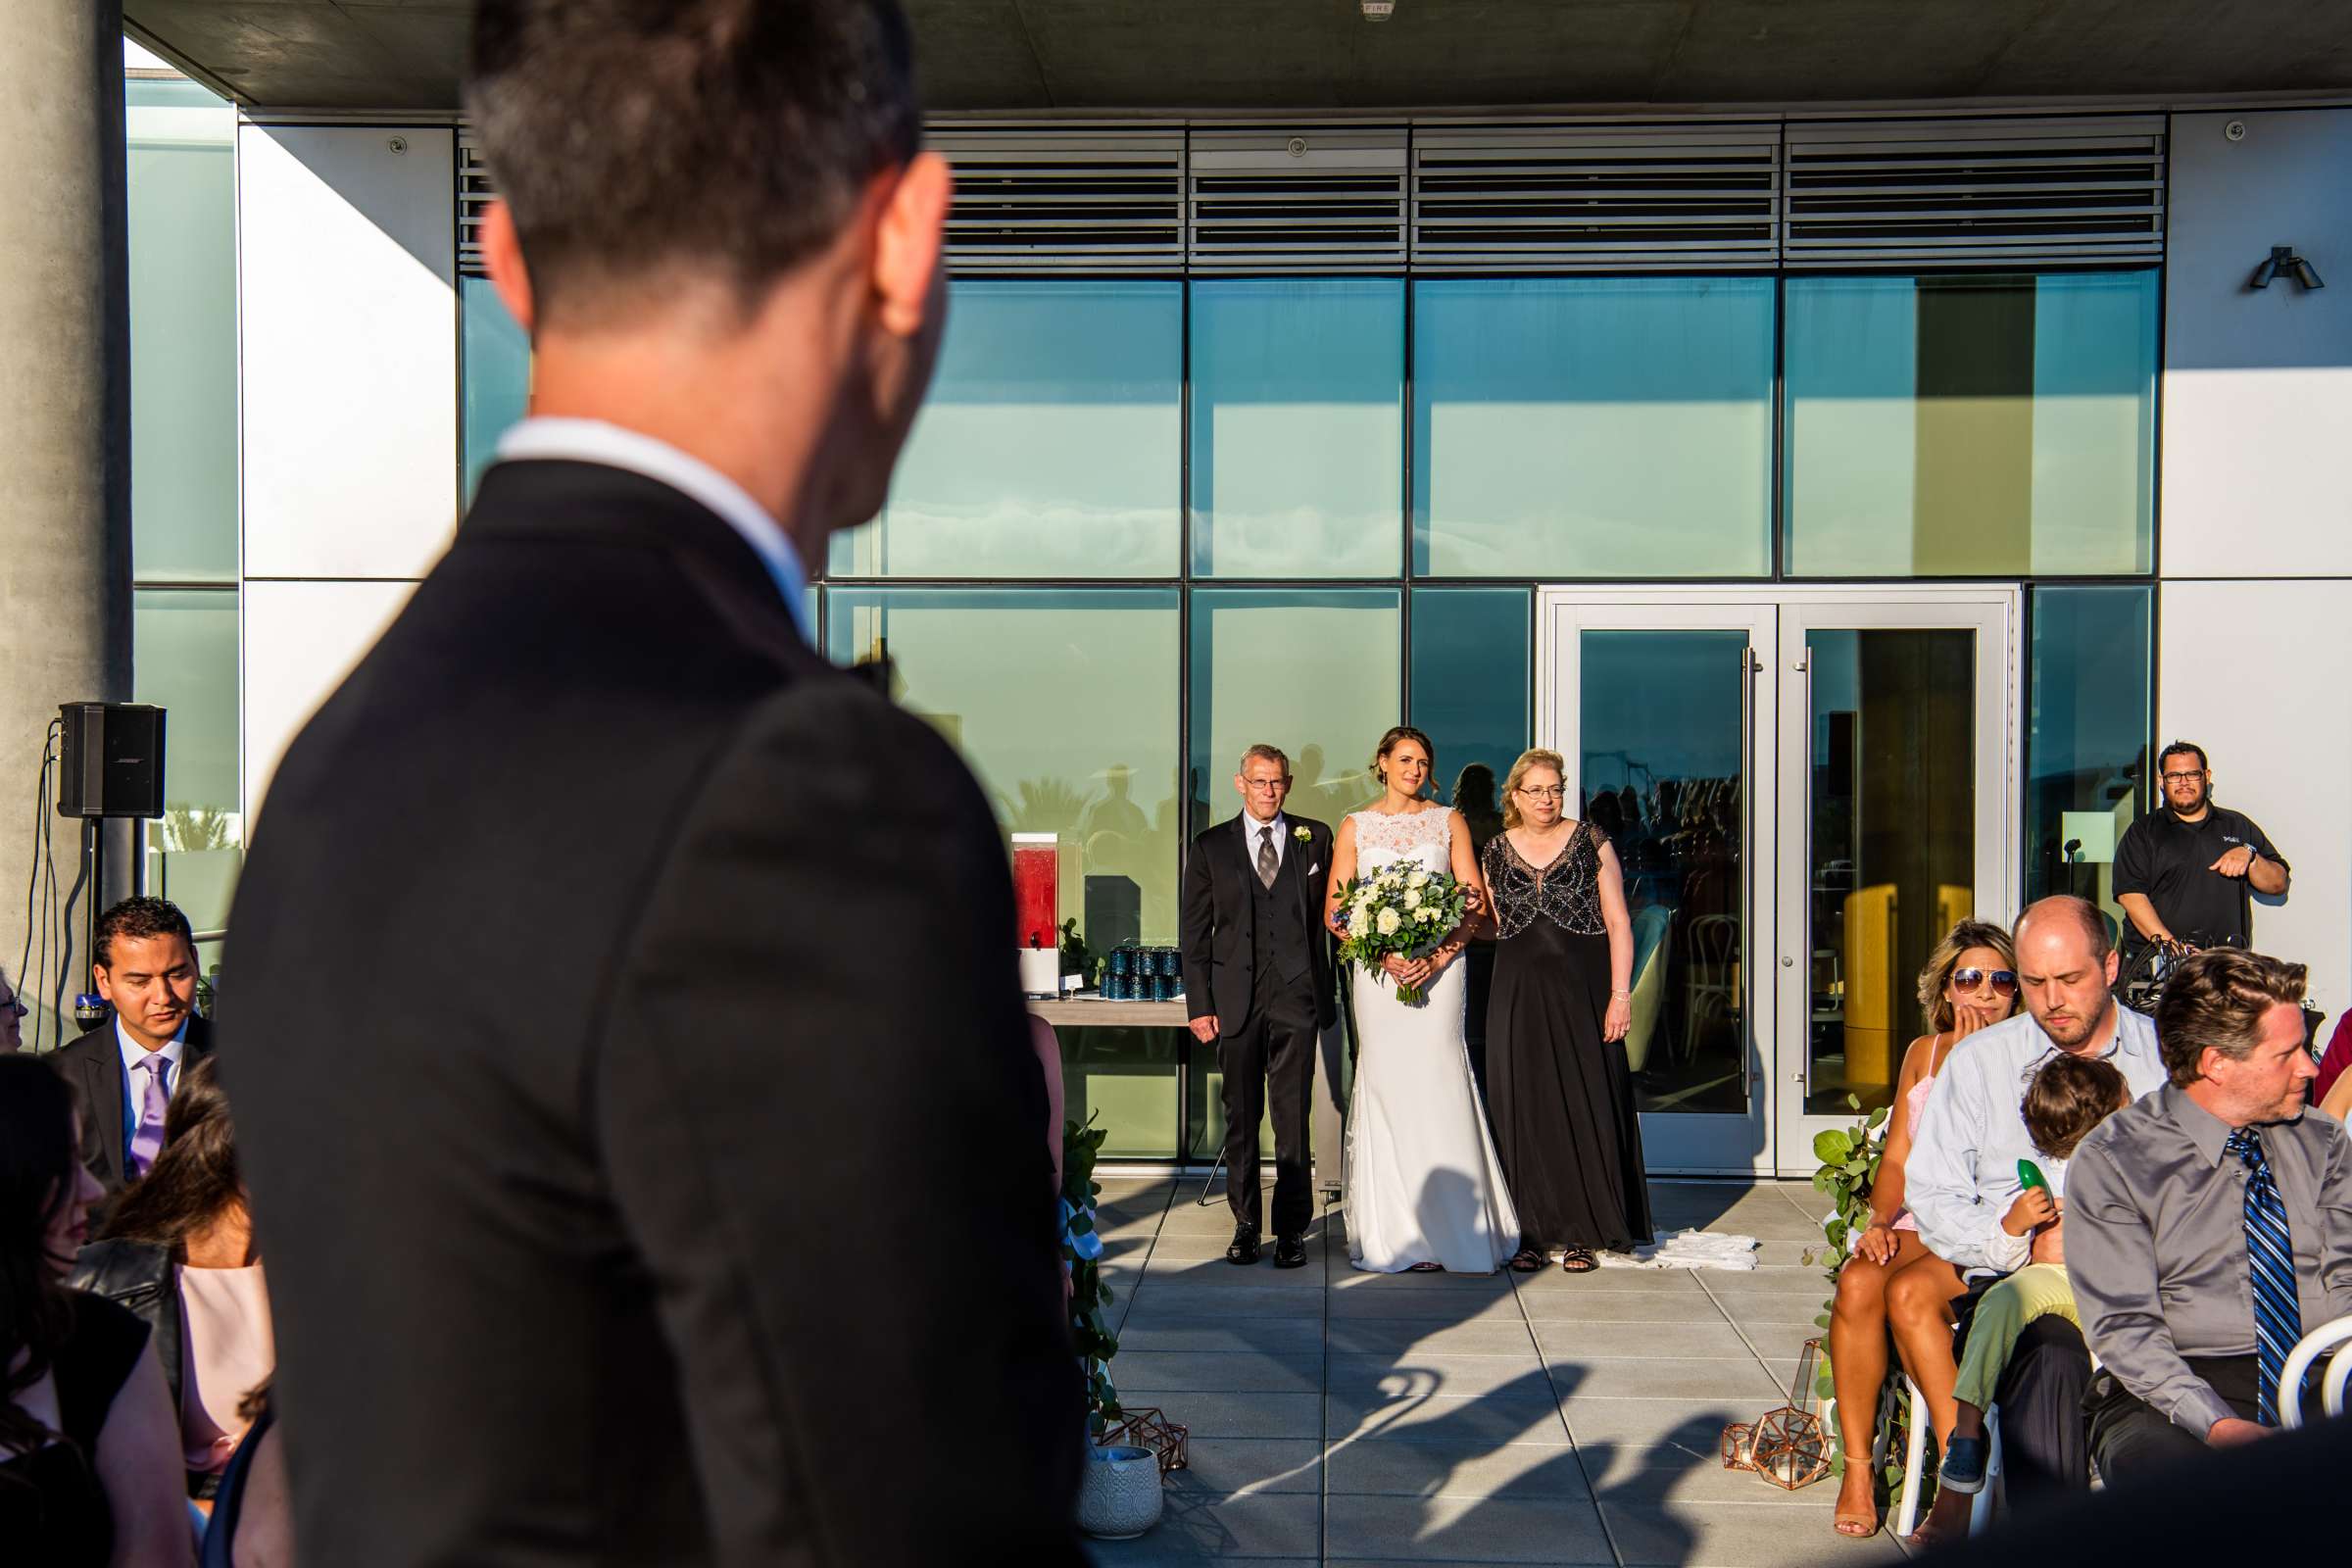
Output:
top-left (1102, 945), bottom-right (1185, 1002)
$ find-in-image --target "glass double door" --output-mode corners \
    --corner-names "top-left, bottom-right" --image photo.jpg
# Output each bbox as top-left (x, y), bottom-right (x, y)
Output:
top-left (1541, 588), bottom-right (2017, 1176)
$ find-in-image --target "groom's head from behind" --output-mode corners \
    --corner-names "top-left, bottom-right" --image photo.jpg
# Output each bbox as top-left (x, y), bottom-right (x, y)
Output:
top-left (466, 0), bottom-right (951, 535)
top-left (1235, 746), bottom-right (1292, 825)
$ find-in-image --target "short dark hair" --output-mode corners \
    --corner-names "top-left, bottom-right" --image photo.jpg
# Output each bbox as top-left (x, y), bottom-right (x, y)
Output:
top-left (94, 897), bottom-right (195, 971)
top-left (2158, 740), bottom-right (2209, 775)
top-left (2154, 948), bottom-right (2307, 1088)
top-left (2022, 1054), bottom-right (2130, 1161)
top-left (466, 0), bottom-right (922, 324)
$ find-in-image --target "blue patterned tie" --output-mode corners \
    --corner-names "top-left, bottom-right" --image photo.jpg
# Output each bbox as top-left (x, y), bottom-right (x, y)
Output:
top-left (2226, 1126), bottom-right (2302, 1426)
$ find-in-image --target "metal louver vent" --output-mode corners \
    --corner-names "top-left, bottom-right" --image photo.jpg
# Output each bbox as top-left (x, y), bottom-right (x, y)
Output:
top-left (1784, 117), bottom-right (2166, 266)
top-left (458, 138), bottom-right (496, 280)
top-left (1411, 126), bottom-right (1780, 271)
top-left (1187, 129), bottom-right (1406, 271)
top-left (937, 128), bottom-right (1185, 272)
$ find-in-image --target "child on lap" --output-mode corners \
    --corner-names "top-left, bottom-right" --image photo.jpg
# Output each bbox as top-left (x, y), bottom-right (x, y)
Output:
top-left (1934, 1053), bottom-right (2132, 1505)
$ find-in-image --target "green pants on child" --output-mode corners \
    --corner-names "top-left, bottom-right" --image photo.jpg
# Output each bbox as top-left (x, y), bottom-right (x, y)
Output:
top-left (1953, 1262), bottom-right (2077, 1410)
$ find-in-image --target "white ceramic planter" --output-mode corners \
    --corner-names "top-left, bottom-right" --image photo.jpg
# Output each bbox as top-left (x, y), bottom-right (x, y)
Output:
top-left (1076, 1444), bottom-right (1163, 1540)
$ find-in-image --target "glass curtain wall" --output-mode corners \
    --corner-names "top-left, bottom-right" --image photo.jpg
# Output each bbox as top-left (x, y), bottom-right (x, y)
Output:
top-left (127, 75), bottom-right (240, 942)
top-left (1786, 271), bottom-right (2158, 576)
top-left (2025, 586), bottom-right (2153, 940)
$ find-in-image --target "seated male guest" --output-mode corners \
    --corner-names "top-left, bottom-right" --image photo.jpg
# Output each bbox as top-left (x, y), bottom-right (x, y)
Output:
top-left (50, 897), bottom-right (211, 1200)
top-left (2070, 948), bottom-right (2352, 1483)
top-left (1900, 896), bottom-right (2167, 1509)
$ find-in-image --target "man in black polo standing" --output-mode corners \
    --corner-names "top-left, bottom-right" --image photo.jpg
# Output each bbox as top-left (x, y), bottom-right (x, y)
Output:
top-left (1180, 744), bottom-right (1338, 1269)
top-left (2114, 740), bottom-right (2288, 960)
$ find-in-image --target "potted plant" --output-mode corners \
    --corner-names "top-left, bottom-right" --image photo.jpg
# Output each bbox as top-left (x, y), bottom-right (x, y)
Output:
top-left (1060, 1114), bottom-right (1161, 1539)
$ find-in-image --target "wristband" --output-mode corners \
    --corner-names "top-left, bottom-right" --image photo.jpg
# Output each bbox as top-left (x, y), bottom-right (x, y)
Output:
top-left (1610, 989), bottom-right (1631, 1001)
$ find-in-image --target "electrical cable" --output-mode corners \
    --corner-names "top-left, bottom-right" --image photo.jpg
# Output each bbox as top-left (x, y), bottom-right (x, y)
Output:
top-left (52, 823), bottom-right (88, 1039)
top-left (16, 720), bottom-right (56, 1019)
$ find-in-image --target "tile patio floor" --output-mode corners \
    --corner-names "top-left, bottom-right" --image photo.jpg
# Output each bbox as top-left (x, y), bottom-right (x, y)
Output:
top-left (1084, 1176), bottom-right (1918, 1568)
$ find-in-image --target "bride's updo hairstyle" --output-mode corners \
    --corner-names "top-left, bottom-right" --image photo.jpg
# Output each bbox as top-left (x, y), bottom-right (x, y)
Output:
top-left (1500, 747), bottom-right (1569, 830)
top-left (1370, 725), bottom-right (1435, 791)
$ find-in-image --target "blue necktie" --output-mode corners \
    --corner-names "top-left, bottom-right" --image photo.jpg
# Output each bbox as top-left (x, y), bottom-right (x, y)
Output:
top-left (2226, 1126), bottom-right (2302, 1426)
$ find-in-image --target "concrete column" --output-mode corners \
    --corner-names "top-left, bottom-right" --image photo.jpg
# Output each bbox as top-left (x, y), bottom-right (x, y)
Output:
top-left (0, 2), bottom-right (132, 1048)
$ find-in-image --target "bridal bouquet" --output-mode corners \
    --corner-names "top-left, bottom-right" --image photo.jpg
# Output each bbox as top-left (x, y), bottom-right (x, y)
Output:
top-left (1334, 863), bottom-right (1471, 1004)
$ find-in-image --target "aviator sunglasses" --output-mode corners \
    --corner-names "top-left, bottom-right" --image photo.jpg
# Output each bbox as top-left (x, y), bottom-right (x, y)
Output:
top-left (1951, 966), bottom-right (2018, 997)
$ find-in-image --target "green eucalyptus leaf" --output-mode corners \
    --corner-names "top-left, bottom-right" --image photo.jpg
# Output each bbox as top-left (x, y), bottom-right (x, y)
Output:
top-left (1813, 1129), bottom-right (1854, 1163)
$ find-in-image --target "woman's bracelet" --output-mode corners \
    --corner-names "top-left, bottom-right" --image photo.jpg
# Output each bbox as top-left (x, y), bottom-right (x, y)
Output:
top-left (1609, 989), bottom-right (1632, 1001)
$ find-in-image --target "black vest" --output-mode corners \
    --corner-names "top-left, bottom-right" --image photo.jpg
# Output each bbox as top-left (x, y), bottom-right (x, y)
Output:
top-left (1248, 827), bottom-right (1310, 987)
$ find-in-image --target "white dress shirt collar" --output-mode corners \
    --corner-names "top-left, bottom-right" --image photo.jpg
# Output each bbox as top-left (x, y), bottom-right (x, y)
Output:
top-left (494, 417), bottom-right (811, 641)
top-left (116, 1016), bottom-right (188, 1078)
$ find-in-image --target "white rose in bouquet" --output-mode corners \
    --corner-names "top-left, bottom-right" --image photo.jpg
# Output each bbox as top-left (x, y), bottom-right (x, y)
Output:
top-left (1376, 908), bottom-right (1402, 937)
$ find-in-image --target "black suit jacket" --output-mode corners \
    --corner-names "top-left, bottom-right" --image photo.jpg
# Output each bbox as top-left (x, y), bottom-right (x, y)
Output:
top-left (50, 1014), bottom-right (214, 1196)
top-left (222, 461), bottom-right (1081, 1566)
top-left (1179, 813), bottom-right (1340, 1038)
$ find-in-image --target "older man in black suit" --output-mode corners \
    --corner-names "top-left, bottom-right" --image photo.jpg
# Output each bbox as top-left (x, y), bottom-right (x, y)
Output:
top-left (220, 4), bottom-right (1080, 1564)
top-left (1180, 744), bottom-right (1340, 1270)
top-left (50, 897), bottom-right (211, 1200)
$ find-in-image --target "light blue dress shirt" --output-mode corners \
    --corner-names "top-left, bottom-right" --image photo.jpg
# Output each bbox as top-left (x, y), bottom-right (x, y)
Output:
top-left (1906, 1004), bottom-right (2167, 1274)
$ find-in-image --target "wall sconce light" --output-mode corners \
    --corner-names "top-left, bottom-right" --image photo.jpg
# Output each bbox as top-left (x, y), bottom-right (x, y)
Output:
top-left (2250, 245), bottom-right (2325, 291)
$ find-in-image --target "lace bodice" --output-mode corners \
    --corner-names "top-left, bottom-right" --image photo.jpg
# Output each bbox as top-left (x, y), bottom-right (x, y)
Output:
top-left (1349, 807), bottom-right (1454, 874)
top-left (1483, 821), bottom-right (1608, 939)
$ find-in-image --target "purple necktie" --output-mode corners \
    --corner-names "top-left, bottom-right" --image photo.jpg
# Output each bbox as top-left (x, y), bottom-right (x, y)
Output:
top-left (127, 1054), bottom-right (171, 1179)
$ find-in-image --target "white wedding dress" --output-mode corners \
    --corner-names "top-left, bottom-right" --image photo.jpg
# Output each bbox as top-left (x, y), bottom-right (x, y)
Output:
top-left (1343, 807), bottom-right (1520, 1273)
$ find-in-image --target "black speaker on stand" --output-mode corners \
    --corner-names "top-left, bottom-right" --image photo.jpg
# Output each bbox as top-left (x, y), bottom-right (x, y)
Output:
top-left (56, 704), bottom-right (168, 1025)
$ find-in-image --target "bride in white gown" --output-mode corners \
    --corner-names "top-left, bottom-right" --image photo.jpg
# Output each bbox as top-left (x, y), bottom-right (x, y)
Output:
top-left (1326, 726), bottom-right (1519, 1273)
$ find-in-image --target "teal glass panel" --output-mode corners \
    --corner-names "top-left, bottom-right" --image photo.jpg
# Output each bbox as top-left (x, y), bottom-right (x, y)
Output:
top-left (133, 589), bottom-right (241, 932)
top-left (2026, 586), bottom-right (2151, 942)
top-left (126, 77), bottom-right (237, 581)
top-left (1188, 589), bottom-right (1401, 833)
top-left (1192, 279), bottom-right (1403, 578)
top-left (823, 588), bottom-right (1182, 950)
top-left (462, 276), bottom-right (533, 502)
top-left (1785, 271), bottom-right (2157, 576)
top-left (1414, 277), bottom-right (1775, 577)
top-left (1409, 588), bottom-right (1529, 810)
top-left (831, 281), bottom-right (1182, 578)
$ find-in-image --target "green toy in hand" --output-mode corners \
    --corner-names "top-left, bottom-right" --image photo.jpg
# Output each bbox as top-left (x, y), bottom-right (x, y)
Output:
top-left (2018, 1158), bottom-right (2049, 1194)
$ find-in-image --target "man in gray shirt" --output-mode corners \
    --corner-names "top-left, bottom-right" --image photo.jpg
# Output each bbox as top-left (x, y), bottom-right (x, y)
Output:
top-left (2071, 947), bottom-right (2352, 1483)
top-left (1898, 896), bottom-right (2168, 1508)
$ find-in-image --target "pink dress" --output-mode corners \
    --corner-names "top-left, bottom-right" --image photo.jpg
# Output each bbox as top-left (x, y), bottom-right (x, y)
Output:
top-left (178, 1262), bottom-right (274, 1474)
top-left (1887, 1044), bottom-right (1944, 1234)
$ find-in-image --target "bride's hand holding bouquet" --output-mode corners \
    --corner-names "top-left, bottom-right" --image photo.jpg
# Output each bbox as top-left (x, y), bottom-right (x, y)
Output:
top-left (1334, 861), bottom-right (1472, 1004)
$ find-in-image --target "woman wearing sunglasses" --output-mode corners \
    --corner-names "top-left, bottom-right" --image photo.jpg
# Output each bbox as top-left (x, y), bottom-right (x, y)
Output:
top-left (1829, 919), bottom-right (2019, 1539)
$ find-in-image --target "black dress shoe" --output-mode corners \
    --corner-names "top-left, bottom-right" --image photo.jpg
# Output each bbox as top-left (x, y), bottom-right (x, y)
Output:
top-left (1226, 1226), bottom-right (1262, 1265)
top-left (1272, 1234), bottom-right (1308, 1269)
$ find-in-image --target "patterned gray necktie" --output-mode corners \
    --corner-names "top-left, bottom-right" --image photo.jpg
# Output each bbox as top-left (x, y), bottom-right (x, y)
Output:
top-left (1256, 826), bottom-right (1278, 890)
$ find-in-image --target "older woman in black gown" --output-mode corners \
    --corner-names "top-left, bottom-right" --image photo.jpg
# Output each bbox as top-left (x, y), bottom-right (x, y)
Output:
top-left (1481, 748), bottom-right (1652, 1273)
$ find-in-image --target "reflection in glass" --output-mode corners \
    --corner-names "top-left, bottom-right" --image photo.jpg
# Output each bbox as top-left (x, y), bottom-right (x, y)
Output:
top-left (462, 277), bottom-right (533, 502)
top-left (127, 78), bottom-right (237, 581)
top-left (1413, 277), bottom-right (1774, 577)
top-left (1192, 279), bottom-right (1402, 577)
top-left (1805, 629), bottom-right (1974, 1114)
top-left (1063, 1026), bottom-right (1182, 1162)
top-left (823, 589), bottom-right (1182, 953)
top-left (1187, 1048), bottom-right (1277, 1167)
top-left (2026, 586), bottom-right (2150, 942)
top-left (1785, 271), bottom-right (2157, 576)
top-left (1580, 632), bottom-right (1746, 1115)
top-left (1411, 589), bottom-right (1530, 810)
top-left (134, 590), bottom-right (242, 933)
top-left (1188, 590), bottom-right (1401, 836)
top-left (831, 280), bottom-right (1181, 578)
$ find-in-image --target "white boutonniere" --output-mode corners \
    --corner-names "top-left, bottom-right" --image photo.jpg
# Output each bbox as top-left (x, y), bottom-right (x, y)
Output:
top-left (1294, 825), bottom-right (1312, 844)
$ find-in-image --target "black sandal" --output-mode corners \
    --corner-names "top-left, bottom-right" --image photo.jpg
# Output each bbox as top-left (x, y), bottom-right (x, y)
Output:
top-left (1559, 1248), bottom-right (1599, 1274)
top-left (1507, 1249), bottom-right (1544, 1273)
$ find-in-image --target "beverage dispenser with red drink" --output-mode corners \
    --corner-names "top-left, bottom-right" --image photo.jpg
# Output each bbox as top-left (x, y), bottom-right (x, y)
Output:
top-left (1010, 833), bottom-right (1062, 997)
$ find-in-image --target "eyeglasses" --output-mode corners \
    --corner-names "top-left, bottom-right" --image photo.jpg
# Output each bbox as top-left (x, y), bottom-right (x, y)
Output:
top-left (0, 995), bottom-right (24, 1019)
top-left (1951, 967), bottom-right (2018, 996)
top-left (2160, 769), bottom-right (2208, 783)
top-left (1241, 779), bottom-right (1288, 794)
top-left (1516, 786), bottom-right (1566, 801)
